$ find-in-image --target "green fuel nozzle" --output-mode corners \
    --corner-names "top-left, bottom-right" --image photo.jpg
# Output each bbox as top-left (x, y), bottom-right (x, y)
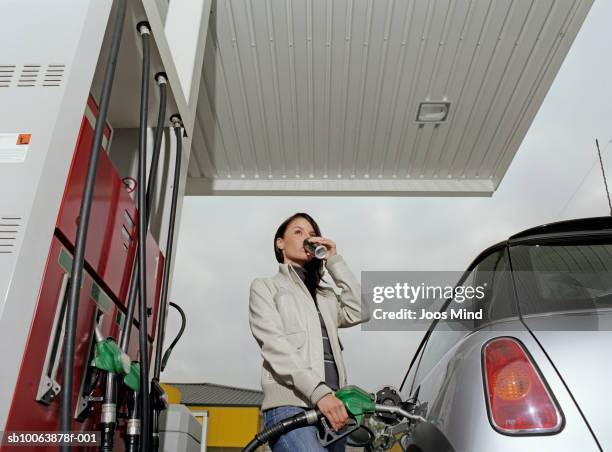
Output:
top-left (123, 362), bottom-right (141, 392)
top-left (91, 338), bottom-right (132, 375)
top-left (334, 385), bottom-right (377, 425)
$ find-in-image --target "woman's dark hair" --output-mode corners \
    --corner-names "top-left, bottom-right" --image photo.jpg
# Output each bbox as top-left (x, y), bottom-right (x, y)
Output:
top-left (274, 212), bottom-right (324, 298)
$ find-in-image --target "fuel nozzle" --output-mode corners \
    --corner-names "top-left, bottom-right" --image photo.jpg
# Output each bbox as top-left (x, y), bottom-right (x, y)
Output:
top-left (316, 385), bottom-right (376, 447)
top-left (91, 338), bottom-right (132, 376)
top-left (334, 385), bottom-right (377, 425)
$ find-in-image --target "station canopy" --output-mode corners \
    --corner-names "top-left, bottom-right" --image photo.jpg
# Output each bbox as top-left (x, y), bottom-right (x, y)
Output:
top-left (187, 0), bottom-right (592, 196)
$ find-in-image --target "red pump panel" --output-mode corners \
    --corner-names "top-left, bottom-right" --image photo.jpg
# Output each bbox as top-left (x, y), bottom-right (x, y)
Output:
top-left (56, 96), bottom-right (137, 304)
top-left (3, 238), bottom-right (118, 450)
top-left (58, 96), bottom-right (164, 340)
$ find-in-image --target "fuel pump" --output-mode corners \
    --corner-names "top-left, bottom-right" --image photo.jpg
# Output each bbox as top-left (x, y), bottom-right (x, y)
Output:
top-left (54, 7), bottom-right (176, 448)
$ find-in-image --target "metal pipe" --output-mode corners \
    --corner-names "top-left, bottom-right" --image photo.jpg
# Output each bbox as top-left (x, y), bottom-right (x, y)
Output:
top-left (59, 1), bottom-right (127, 448)
top-left (374, 404), bottom-right (427, 424)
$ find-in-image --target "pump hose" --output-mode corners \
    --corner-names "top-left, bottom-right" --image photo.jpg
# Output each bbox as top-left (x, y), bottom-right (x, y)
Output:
top-left (59, 0), bottom-right (127, 448)
top-left (153, 122), bottom-right (183, 378)
top-left (151, 119), bottom-right (183, 451)
top-left (160, 302), bottom-right (186, 371)
top-left (136, 21), bottom-right (152, 451)
top-left (242, 408), bottom-right (322, 452)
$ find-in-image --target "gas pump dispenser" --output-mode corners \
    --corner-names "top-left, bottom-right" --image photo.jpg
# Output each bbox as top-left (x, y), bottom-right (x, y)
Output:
top-left (0, 1), bottom-right (191, 450)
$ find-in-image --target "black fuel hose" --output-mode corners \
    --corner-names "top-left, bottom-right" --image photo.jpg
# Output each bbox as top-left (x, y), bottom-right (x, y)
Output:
top-left (59, 0), bottom-right (127, 447)
top-left (136, 21), bottom-right (152, 451)
top-left (148, 73), bottom-right (168, 215)
top-left (160, 302), bottom-right (186, 372)
top-left (242, 408), bottom-right (322, 452)
top-left (152, 120), bottom-right (183, 379)
top-left (152, 118), bottom-right (183, 451)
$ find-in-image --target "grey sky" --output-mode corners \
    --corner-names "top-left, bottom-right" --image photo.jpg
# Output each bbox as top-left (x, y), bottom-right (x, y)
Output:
top-left (161, 0), bottom-right (612, 392)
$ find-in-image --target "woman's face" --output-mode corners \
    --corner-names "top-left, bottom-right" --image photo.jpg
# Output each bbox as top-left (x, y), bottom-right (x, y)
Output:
top-left (276, 217), bottom-right (317, 266)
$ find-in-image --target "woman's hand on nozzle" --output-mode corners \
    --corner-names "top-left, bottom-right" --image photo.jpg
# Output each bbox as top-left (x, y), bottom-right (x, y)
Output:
top-left (316, 393), bottom-right (349, 432)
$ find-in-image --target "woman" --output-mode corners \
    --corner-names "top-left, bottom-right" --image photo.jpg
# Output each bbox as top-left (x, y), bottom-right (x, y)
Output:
top-left (248, 212), bottom-right (370, 451)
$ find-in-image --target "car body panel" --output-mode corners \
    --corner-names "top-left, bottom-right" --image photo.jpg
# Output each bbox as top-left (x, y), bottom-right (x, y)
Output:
top-left (400, 320), bottom-right (600, 451)
top-left (523, 311), bottom-right (612, 450)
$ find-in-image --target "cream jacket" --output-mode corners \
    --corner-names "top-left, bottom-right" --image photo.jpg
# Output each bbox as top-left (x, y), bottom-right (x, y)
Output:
top-left (249, 253), bottom-right (370, 411)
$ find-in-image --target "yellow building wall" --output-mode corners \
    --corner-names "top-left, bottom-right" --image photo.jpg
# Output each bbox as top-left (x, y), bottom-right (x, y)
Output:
top-left (187, 405), bottom-right (261, 448)
top-left (160, 383), bottom-right (182, 404)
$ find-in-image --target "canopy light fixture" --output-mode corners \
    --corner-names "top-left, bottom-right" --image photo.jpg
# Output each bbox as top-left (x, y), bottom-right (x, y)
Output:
top-left (416, 102), bottom-right (450, 123)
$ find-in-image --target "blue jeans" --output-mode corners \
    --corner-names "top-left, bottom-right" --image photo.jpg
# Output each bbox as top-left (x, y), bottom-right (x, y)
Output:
top-left (262, 405), bottom-right (348, 452)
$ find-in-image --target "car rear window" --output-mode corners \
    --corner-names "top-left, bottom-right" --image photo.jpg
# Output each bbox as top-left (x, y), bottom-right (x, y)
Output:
top-left (510, 237), bottom-right (612, 315)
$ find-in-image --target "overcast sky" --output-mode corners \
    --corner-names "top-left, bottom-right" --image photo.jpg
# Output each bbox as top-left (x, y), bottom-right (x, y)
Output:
top-left (161, 0), bottom-right (612, 392)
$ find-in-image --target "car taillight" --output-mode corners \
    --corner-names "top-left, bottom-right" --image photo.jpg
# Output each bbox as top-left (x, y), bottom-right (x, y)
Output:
top-left (482, 337), bottom-right (563, 434)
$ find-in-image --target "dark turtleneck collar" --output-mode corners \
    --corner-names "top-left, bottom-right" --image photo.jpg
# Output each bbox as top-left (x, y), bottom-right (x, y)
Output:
top-left (290, 263), bottom-right (307, 283)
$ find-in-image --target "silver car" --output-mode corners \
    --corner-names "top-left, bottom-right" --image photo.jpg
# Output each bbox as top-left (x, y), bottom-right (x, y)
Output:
top-left (398, 216), bottom-right (611, 452)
